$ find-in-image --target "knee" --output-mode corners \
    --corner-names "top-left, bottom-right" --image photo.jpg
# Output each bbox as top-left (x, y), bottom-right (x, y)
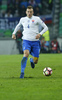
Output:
top-left (24, 50), bottom-right (29, 58)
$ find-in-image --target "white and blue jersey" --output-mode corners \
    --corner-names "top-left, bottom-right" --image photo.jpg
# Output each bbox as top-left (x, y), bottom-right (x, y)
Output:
top-left (12, 15), bottom-right (48, 57)
top-left (12, 15), bottom-right (48, 41)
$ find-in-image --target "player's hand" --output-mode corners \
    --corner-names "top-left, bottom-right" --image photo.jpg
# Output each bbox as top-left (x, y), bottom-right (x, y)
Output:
top-left (12, 34), bottom-right (16, 39)
top-left (36, 34), bottom-right (41, 39)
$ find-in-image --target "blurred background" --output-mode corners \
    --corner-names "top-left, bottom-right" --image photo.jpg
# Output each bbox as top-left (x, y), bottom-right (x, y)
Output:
top-left (0, 0), bottom-right (62, 54)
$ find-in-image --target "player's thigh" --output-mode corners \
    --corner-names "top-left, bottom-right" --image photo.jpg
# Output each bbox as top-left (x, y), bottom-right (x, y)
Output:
top-left (22, 40), bottom-right (31, 57)
top-left (32, 41), bottom-right (40, 57)
top-left (32, 41), bottom-right (40, 63)
top-left (22, 40), bottom-right (31, 51)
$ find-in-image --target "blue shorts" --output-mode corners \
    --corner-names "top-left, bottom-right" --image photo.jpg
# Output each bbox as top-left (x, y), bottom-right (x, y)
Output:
top-left (22, 40), bottom-right (40, 57)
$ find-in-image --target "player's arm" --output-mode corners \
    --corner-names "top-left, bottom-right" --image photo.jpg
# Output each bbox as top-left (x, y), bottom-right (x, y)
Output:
top-left (36, 17), bottom-right (48, 39)
top-left (12, 19), bottom-right (22, 39)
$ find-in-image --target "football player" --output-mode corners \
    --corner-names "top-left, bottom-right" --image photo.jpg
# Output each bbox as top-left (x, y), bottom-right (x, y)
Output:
top-left (12, 6), bottom-right (48, 78)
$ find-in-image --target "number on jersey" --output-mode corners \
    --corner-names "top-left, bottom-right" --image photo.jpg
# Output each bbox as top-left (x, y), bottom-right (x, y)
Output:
top-left (27, 24), bottom-right (30, 28)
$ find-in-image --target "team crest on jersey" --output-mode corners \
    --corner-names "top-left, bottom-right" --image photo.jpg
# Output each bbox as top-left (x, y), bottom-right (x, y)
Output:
top-left (32, 20), bottom-right (34, 23)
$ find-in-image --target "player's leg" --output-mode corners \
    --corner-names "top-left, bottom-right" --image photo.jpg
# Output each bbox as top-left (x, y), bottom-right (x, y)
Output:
top-left (20, 50), bottom-right (29, 78)
top-left (30, 56), bottom-right (39, 68)
top-left (30, 41), bottom-right (40, 68)
top-left (20, 40), bottom-right (31, 78)
top-left (33, 56), bottom-right (39, 64)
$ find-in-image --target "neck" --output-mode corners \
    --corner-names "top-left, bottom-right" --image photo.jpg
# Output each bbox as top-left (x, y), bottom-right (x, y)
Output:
top-left (27, 15), bottom-right (33, 19)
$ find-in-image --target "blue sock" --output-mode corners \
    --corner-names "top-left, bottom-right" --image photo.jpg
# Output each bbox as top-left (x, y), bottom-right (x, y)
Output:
top-left (21, 57), bottom-right (27, 73)
top-left (30, 58), bottom-right (34, 63)
top-left (30, 58), bottom-right (35, 68)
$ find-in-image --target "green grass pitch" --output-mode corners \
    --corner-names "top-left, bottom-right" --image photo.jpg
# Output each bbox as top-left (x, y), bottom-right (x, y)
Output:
top-left (0, 54), bottom-right (62, 100)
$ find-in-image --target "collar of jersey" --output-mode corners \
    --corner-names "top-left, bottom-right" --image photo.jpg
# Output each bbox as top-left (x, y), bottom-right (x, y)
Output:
top-left (27, 15), bottom-right (33, 19)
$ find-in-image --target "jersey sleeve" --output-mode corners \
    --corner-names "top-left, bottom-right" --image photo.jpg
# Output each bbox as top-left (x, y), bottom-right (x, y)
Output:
top-left (12, 18), bottom-right (22, 34)
top-left (38, 17), bottom-right (48, 35)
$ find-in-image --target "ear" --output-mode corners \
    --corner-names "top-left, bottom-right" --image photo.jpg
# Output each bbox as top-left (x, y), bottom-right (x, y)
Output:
top-left (26, 10), bottom-right (27, 15)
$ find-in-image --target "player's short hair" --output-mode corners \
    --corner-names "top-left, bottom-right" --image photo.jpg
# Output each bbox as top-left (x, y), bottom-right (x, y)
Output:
top-left (27, 6), bottom-right (33, 10)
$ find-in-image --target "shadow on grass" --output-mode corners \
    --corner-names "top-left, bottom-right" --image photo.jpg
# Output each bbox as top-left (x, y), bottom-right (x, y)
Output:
top-left (0, 76), bottom-right (42, 79)
top-left (0, 75), bottom-right (62, 79)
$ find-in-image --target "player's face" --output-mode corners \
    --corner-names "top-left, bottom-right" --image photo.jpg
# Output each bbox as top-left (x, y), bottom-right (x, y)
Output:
top-left (26, 8), bottom-right (34, 18)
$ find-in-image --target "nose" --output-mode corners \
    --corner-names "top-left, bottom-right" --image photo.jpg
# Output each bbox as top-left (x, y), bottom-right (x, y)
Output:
top-left (29, 12), bottom-right (31, 14)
